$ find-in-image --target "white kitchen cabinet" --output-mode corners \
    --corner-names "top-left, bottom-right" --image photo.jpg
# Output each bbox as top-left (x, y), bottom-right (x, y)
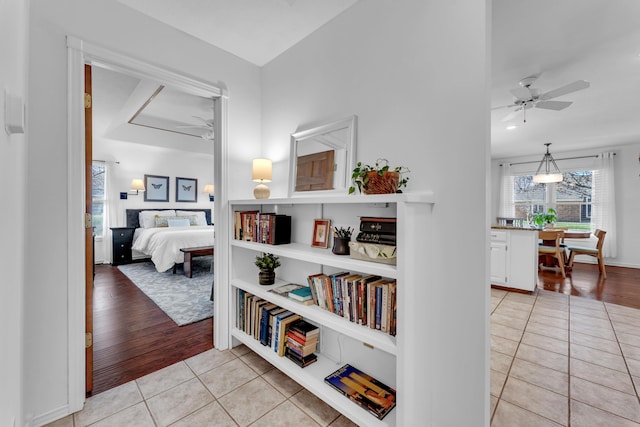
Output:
top-left (490, 228), bottom-right (538, 292)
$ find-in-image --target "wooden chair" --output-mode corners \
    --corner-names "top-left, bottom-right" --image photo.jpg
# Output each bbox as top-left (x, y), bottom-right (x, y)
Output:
top-left (567, 229), bottom-right (607, 278)
top-left (538, 230), bottom-right (566, 278)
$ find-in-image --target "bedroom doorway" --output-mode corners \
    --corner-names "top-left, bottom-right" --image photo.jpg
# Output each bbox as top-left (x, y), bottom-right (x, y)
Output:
top-left (68, 37), bottom-right (229, 403)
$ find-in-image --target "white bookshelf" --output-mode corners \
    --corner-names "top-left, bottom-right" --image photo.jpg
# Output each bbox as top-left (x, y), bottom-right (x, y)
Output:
top-left (227, 193), bottom-right (435, 426)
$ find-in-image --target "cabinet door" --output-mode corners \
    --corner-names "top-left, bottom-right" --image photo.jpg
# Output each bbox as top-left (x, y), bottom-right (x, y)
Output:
top-left (490, 241), bottom-right (508, 285)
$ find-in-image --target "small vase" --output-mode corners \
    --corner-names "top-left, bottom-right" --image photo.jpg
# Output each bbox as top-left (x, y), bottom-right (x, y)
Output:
top-left (332, 237), bottom-right (350, 255)
top-left (258, 268), bottom-right (275, 285)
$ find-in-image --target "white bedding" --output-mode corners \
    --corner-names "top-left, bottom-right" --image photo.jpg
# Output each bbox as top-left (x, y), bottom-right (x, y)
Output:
top-left (132, 226), bottom-right (214, 272)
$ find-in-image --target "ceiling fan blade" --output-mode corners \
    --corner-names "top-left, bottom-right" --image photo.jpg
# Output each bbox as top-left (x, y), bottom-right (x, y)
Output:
top-left (539, 80), bottom-right (590, 100)
top-left (509, 87), bottom-right (531, 100)
top-left (500, 109), bottom-right (521, 122)
top-left (535, 100), bottom-right (573, 111)
top-left (492, 103), bottom-right (516, 111)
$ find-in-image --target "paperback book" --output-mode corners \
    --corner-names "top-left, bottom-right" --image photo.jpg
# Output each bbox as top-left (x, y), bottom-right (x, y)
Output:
top-left (324, 364), bottom-right (396, 420)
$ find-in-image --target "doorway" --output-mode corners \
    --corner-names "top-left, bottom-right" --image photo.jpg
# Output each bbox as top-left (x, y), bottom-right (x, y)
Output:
top-left (67, 36), bottom-right (228, 410)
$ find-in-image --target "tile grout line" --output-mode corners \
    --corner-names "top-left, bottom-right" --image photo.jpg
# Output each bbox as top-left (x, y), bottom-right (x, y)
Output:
top-left (601, 300), bottom-right (640, 404)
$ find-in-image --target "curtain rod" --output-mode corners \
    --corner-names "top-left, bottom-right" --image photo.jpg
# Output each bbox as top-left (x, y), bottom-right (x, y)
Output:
top-left (500, 153), bottom-right (615, 167)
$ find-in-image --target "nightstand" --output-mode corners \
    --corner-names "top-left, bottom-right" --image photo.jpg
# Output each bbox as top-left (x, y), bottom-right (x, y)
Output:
top-left (110, 227), bottom-right (135, 266)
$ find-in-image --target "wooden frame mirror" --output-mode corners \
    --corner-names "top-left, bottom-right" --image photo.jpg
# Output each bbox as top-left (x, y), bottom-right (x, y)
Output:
top-left (288, 115), bottom-right (357, 197)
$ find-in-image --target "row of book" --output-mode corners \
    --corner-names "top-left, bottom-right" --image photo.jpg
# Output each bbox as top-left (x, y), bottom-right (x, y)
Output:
top-left (236, 288), bottom-right (319, 367)
top-left (307, 272), bottom-right (397, 336)
top-left (233, 211), bottom-right (291, 245)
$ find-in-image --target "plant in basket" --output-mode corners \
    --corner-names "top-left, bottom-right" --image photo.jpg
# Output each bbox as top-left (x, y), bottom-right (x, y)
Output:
top-left (254, 253), bottom-right (281, 285)
top-left (349, 159), bottom-right (410, 195)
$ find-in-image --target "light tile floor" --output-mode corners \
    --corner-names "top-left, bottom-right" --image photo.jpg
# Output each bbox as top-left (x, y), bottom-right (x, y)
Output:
top-left (491, 288), bottom-right (640, 426)
top-left (46, 344), bottom-right (357, 427)
top-left (46, 288), bottom-right (640, 426)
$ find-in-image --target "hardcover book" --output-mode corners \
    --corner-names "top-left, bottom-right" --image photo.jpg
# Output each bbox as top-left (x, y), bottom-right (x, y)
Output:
top-left (359, 217), bottom-right (397, 234)
top-left (324, 364), bottom-right (396, 420)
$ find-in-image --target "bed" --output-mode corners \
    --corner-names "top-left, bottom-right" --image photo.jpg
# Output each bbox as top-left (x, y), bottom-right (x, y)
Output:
top-left (126, 208), bottom-right (214, 272)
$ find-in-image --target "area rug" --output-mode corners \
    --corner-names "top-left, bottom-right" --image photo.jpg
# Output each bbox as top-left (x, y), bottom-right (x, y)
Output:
top-left (118, 257), bottom-right (214, 326)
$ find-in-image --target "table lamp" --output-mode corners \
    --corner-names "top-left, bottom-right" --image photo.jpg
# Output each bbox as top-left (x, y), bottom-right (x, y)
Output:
top-left (252, 158), bottom-right (272, 199)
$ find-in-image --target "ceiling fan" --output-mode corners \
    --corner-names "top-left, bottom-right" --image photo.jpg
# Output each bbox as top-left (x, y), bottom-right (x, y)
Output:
top-left (493, 73), bottom-right (590, 123)
top-left (176, 116), bottom-right (215, 140)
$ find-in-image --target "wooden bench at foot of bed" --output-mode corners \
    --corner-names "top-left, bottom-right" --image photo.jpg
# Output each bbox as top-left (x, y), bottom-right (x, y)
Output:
top-left (179, 246), bottom-right (214, 278)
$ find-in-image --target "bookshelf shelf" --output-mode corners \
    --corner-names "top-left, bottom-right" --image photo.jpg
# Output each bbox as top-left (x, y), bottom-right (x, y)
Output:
top-left (227, 193), bottom-right (434, 425)
top-left (231, 327), bottom-right (396, 427)
top-left (232, 278), bottom-right (397, 355)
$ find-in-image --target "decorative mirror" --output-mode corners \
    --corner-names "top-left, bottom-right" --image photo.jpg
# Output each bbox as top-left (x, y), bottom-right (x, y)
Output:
top-left (288, 115), bottom-right (357, 197)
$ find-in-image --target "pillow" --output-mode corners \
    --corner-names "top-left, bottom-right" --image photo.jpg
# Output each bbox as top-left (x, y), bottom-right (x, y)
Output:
top-left (139, 210), bottom-right (176, 228)
top-left (167, 218), bottom-right (191, 227)
top-left (176, 210), bottom-right (208, 226)
top-left (155, 214), bottom-right (197, 227)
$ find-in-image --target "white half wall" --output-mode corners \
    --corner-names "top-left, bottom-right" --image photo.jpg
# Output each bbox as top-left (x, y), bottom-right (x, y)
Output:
top-left (0, 1), bottom-right (28, 426)
top-left (261, 1), bottom-right (490, 425)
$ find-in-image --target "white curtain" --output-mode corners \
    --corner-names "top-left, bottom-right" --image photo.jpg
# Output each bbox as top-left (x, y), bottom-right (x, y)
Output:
top-left (591, 152), bottom-right (616, 257)
top-left (498, 163), bottom-right (515, 218)
top-left (103, 162), bottom-right (120, 264)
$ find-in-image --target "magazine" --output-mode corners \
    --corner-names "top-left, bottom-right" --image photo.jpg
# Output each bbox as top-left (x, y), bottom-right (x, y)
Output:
top-left (324, 364), bottom-right (396, 420)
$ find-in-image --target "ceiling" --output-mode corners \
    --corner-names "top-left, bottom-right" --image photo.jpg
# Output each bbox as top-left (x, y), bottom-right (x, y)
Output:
top-left (102, 0), bottom-right (640, 159)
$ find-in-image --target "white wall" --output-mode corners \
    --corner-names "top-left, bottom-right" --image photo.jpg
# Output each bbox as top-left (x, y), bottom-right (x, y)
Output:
top-left (261, 1), bottom-right (490, 425)
top-left (93, 138), bottom-right (214, 263)
top-left (0, 1), bottom-right (28, 425)
top-left (25, 0), bottom-right (261, 423)
top-left (491, 142), bottom-right (640, 268)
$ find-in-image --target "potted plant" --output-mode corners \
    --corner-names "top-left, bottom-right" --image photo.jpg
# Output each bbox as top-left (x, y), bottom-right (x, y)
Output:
top-left (254, 252), bottom-right (281, 285)
top-left (531, 208), bottom-right (558, 229)
top-left (348, 159), bottom-right (410, 194)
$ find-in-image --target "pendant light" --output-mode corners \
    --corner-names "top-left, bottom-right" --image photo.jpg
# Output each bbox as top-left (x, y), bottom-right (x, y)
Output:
top-left (533, 143), bottom-right (563, 183)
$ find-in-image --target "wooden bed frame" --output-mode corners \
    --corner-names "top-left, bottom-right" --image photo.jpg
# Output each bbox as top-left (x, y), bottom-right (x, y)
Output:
top-left (125, 208), bottom-right (212, 229)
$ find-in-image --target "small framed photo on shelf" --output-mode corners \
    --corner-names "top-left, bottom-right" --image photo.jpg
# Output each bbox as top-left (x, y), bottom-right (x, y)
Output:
top-left (311, 219), bottom-right (331, 248)
top-left (144, 174), bottom-right (170, 202)
top-left (176, 177), bottom-right (198, 202)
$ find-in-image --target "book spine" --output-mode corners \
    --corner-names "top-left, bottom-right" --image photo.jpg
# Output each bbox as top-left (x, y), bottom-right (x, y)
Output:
top-left (359, 219), bottom-right (397, 233)
top-left (380, 283), bottom-right (389, 333)
top-left (375, 286), bottom-right (382, 330)
top-left (356, 231), bottom-right (397, 245)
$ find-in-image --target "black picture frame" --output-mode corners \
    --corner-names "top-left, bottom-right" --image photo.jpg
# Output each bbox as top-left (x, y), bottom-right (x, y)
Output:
top-left (143, 174), bottom-right (170, 202)
top-left (176, 177), bottom-right (198, 203)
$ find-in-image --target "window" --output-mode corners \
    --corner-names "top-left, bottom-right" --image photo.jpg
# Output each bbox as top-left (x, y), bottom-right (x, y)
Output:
top-left (92, 162), bottom-right (107, 237)
top-left (512, 170), bottom-right (593, 230)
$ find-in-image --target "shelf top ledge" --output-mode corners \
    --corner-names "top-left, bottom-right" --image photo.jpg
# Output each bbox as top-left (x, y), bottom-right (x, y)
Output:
top-left (229, 191), bottom-right (435, 205)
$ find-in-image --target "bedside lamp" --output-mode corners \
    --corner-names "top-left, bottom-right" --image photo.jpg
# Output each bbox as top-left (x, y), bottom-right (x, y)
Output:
top-left (252, 158), bottom-right (272, 199)
top-left (130, 179), bottom-right (145, 195)
top-left (203, 184), bottom-right (215, 202)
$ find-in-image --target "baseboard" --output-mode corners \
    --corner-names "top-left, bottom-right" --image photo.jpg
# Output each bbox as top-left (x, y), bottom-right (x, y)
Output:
top-left (29, 404), bottom-right (71, 427)
top-left (573, 259), bottom-right (640, 269)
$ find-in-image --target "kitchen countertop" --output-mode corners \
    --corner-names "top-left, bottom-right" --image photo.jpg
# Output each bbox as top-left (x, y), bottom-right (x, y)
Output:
top-left (491, 225), bottom-right (538, 231)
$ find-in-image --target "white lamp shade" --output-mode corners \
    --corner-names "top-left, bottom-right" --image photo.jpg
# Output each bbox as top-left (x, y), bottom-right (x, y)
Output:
top-left (131, 179), bottom-right (145, 191)
top-left (533, 173), bottom-right (563, 183)
top-left (203, 184), bottom-right (215, 194)
top-left (252, 158), bottom-right (272, 182)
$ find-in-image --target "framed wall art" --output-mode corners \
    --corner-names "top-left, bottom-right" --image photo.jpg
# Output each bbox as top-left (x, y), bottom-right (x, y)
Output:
top-left (176, 177), bottom-right (198, 203)
top-left (311, 219), bottom-right (331, 248)
top-left (143, 174), bottom-right (169, 202)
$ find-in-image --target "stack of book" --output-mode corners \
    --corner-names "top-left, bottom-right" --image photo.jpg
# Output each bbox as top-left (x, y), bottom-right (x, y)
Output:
top-left (356, 217), bottom-right (396, 246)
top-left (285, 319), bottom-right (319, 368)
top-left (233, 211), bottom-right (291, 245)
top-left (306, 272), bottom-right (397, 336)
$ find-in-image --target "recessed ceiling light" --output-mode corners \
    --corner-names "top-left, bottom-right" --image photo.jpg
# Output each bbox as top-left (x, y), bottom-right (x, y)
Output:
top-left (506, 125), bottom-right (517, 130)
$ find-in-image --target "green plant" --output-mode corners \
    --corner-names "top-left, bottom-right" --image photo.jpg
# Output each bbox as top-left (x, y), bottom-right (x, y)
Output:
top-left (254, 253), bottom-right (281, 270)
top-left (348, 158), bottom-right (410, 194)
top-left (531, 208), bottom-right (557, 228)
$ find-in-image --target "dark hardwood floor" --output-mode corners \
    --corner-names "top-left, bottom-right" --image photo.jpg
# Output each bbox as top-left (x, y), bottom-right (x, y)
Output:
top-left (538, 262), bottom-right (640, 309)
top-left (91, 264), bottom-right (213, 396)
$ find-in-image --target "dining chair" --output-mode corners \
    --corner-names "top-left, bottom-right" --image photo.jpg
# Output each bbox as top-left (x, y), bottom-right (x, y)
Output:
top-left (538, 230), bottom-right (566, 278)
top-left (567, 229), bottom-right (607, 278)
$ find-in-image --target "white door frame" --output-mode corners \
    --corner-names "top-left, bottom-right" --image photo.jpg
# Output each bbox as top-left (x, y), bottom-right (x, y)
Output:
top-left (66, 36), bottom-right (229, 411)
